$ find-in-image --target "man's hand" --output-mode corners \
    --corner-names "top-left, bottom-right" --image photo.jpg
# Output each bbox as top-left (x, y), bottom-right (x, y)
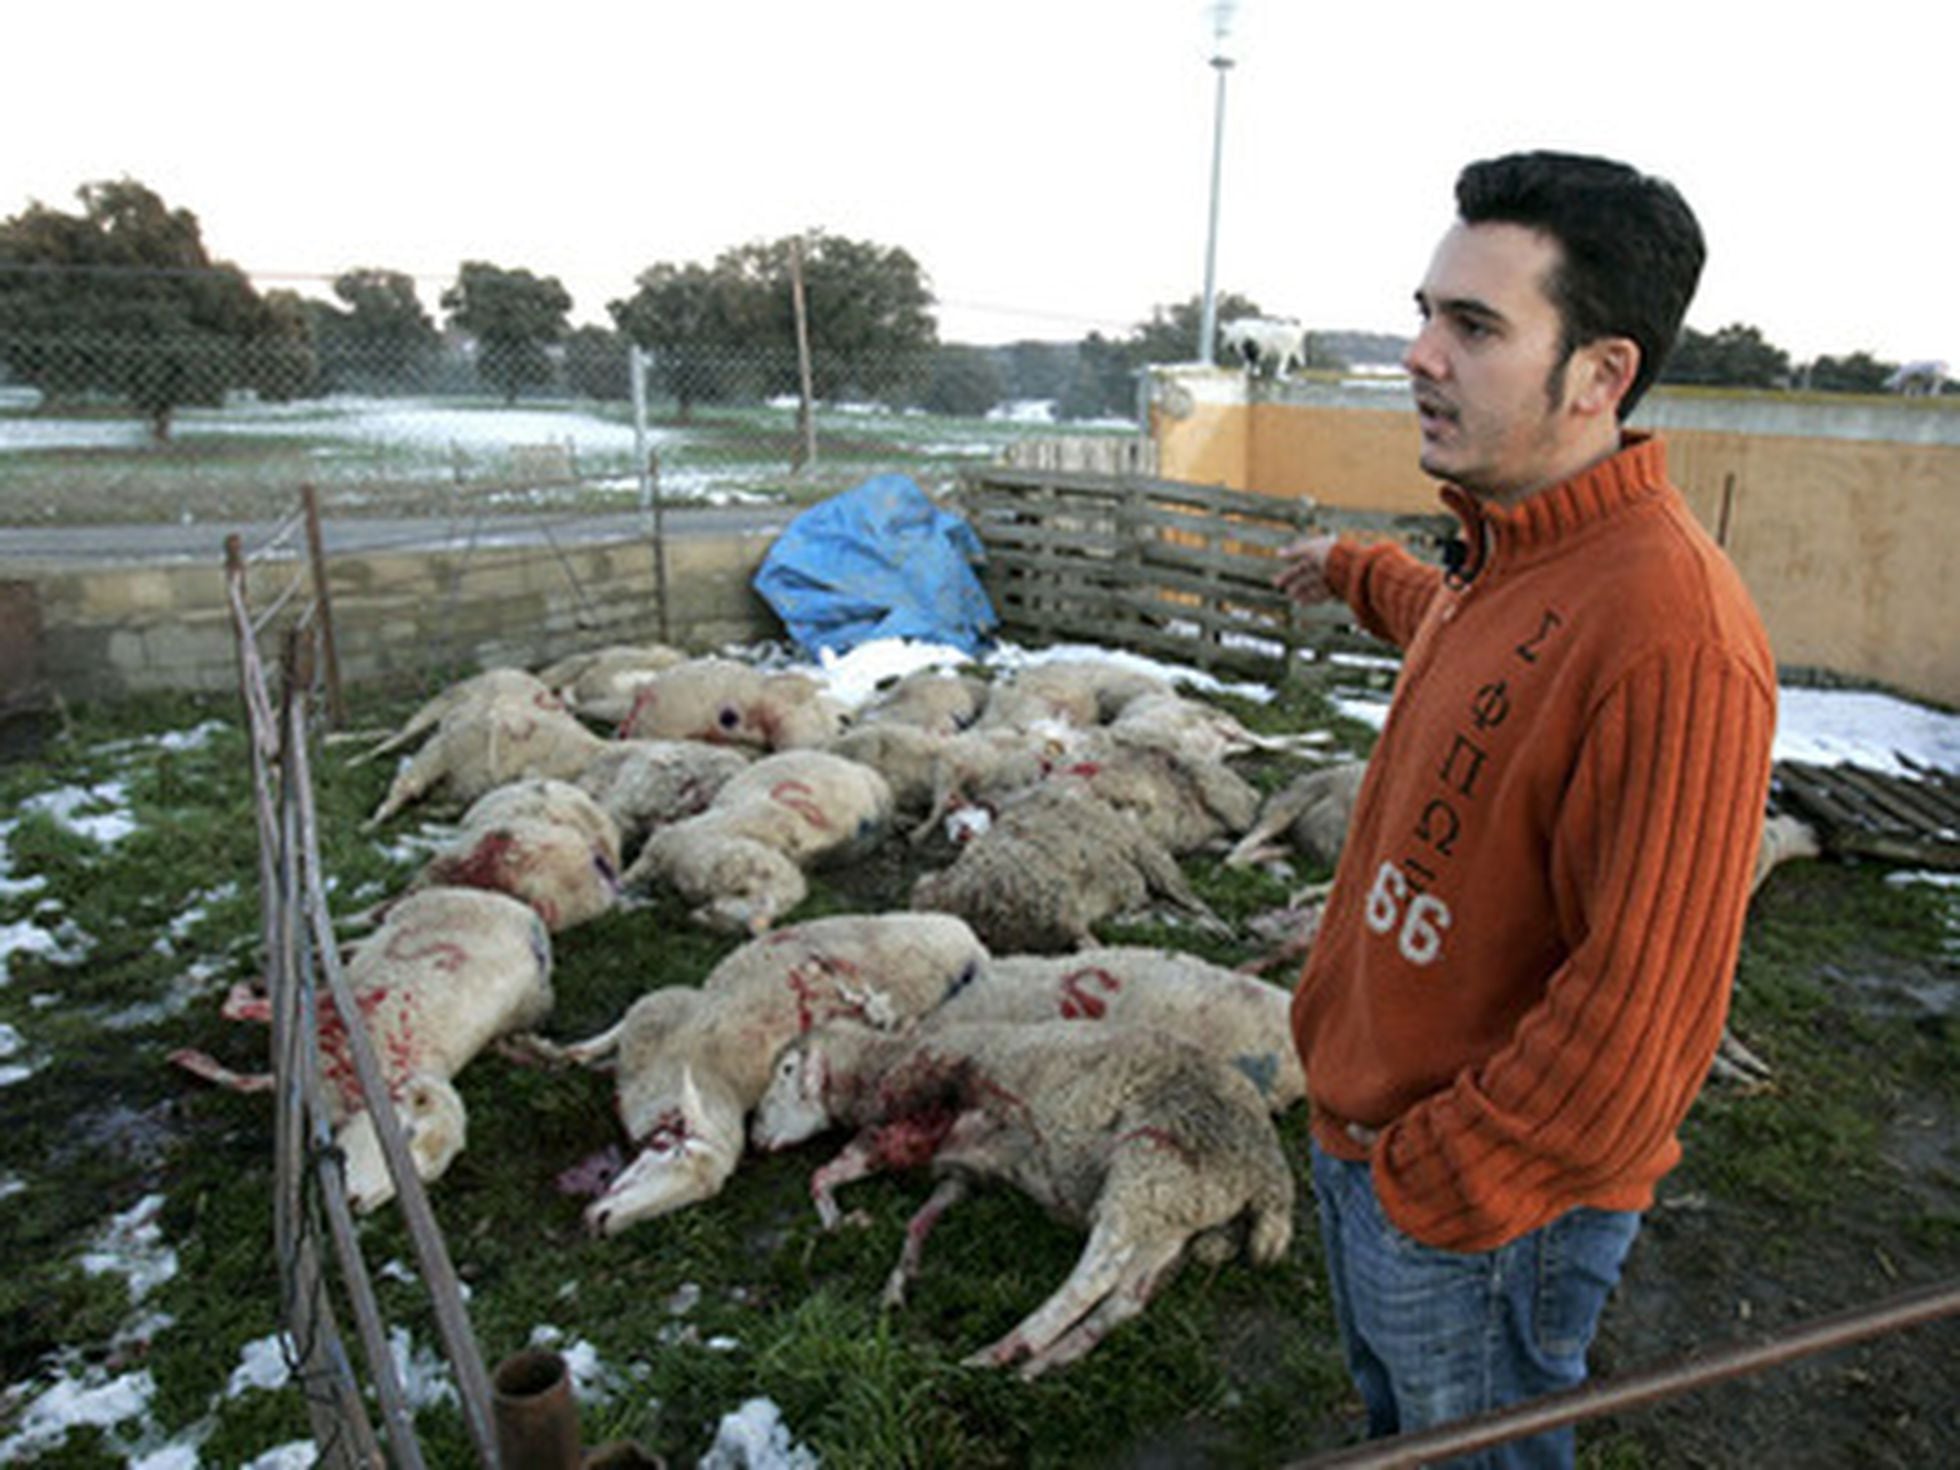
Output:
top-left (1275, 534), bottom-right (1340, 607)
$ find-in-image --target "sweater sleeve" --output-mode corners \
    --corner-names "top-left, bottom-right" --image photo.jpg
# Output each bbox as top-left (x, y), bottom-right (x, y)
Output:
top-left (1326, 538), bottom-right (1444, 651)
top-left (1371, 642), bottom-right (1776, 1250)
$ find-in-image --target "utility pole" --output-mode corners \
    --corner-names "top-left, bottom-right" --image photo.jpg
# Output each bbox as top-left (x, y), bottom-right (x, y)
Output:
top-left (1196, 1), bottom-right (1239, 364)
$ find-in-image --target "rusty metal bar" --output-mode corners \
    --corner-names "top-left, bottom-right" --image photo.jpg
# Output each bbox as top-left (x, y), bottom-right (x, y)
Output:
top-left (1284, 1274), bottom-right (1960, 1468)
top-left (300, 483), bottom-right (347, 728)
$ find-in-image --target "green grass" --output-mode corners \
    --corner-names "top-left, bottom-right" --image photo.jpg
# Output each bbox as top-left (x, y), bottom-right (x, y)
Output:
top-left (2, 682), bottom-right (1955, 1467)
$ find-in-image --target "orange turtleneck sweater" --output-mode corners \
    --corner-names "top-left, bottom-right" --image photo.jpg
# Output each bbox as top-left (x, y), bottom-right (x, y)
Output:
top-left (1292, 433), bottom-right (1776, 1251)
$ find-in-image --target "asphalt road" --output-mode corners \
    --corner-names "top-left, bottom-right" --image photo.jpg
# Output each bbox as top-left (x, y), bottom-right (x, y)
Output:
top-left (0, 505), bottom-right (799, 568)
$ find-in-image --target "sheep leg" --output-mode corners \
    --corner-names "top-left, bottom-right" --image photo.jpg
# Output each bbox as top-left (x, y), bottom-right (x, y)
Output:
top-left (964, 1215), bottom-right (1138, 1370)
top-left (810, 1136), bottom-right (883, 1230)
top-left (881, 1176), bottom-right (969, 1309)
top-left (363, 740), bottom-right (447, 829)
top-left (498, 1018), bottom-right (627, 1071)
top-left (1014, 1239), bottom-right (1187, 1380)
top-left (168, 1047), bottom-right (274, 1094)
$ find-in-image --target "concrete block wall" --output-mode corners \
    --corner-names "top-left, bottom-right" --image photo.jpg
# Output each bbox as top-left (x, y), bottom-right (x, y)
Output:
top-left (8, 531), bottom-right (785, 708)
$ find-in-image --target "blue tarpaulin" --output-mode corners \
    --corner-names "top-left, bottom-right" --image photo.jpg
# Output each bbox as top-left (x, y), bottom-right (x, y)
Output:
top-left (753, 474), bottom-right (998, 658)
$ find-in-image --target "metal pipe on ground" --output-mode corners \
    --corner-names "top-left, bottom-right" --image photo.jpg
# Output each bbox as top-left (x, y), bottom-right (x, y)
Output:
top-left (1284, 1275), bottom-right (1960, 1469)
top-left (491, 1350), bottom-right (665, 1469)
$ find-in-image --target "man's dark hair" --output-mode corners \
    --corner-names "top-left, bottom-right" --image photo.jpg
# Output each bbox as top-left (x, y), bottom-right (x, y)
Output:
top-left (1456, 151), bottom-right (1705, 420)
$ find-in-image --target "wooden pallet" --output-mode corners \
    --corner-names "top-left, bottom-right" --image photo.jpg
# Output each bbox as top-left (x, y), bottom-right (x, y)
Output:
top-left (1773, 758), bottom-right (1960, 870)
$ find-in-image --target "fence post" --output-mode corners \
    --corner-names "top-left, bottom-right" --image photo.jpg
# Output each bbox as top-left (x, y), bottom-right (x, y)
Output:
top-left (299, 484), bottom-right (346, 728)
top-left (790, 236), bottom-right (818, 474)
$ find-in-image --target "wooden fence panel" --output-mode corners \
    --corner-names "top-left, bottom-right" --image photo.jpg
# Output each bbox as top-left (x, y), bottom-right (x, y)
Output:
top-left (957, 467), bottom-right (1442, 679)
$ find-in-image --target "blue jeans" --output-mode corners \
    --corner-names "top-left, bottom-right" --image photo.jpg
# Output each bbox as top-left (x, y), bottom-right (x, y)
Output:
top-left (1310, 1142), bottom-right (1641, 1469)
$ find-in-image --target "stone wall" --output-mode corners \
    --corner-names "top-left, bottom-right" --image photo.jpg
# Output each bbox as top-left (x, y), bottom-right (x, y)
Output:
top-left (5, 531), bottom-right (782, 710)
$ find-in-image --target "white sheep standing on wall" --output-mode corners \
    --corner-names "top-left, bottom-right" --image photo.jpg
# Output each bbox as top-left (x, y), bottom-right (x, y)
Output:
top-left (1217, 316), bottom-right (1308, 379)
top-left (751, 1018), bottom-right (1295, 1378)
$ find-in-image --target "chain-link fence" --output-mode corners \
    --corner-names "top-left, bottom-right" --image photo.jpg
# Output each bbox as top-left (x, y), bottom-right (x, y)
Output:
top-left (0, 331), bottom-right (1148, 527)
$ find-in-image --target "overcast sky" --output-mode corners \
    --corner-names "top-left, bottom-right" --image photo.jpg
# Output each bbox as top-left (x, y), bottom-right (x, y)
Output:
top-left (4, 1), bottom-right (1949, 366)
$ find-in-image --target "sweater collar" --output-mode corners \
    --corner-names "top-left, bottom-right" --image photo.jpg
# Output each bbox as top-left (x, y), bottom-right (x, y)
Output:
top-left (1440, 432), bottom-right (1669, 579)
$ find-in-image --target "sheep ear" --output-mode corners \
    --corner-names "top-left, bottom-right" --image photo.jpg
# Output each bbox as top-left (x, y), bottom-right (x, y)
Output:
top-left (679, 1064), bottom-right (707, 1127)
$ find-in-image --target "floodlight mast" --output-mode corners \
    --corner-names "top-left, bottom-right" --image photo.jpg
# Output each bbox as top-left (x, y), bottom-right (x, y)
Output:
top-left (1196, 1), bottom-right (1238, 365)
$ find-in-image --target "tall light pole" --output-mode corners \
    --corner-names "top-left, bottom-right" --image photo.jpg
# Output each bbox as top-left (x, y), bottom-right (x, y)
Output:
top-left (1196, 0), bottom-right (1238, 364)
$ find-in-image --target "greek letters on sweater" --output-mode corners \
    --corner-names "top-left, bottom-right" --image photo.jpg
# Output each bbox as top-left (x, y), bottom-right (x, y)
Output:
top-left (1290, 435), bottom-right (1775, 1252)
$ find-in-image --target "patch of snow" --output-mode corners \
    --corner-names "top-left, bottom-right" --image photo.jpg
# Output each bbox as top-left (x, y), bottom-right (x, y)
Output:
top-left (1772, 687), bottom-right (1960, 776)
top-left (523, 1327), bottom-right (618, 1405)
top-left (82, 1194), bottom-right (179, 1302)
top-left (131, 1442), bottom-right (201, 1470)
top-left (0, 1369), bottom-right (157, 1463)
top-left (389, 1326), bottom-right (460, 1411)
top-left (245, 1442), bottom-right (319, 1470)
top-left (699, 1397), bottom-right (820, 1470)
top-left (0, 1019), bottom-right (31, 1086)
top-left (2, 913), bottom-right (95, 980)
top-left (20, 779), bottom-right (138, 845)
top-left (227, 1334), bottom-right (295, 1398)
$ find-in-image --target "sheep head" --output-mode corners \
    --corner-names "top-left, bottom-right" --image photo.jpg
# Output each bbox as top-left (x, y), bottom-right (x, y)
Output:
top-left (584, 1064), bottom-right (742, 1236)
top-left (338, 1073), bottom-right (469, 1213)
top-left (750, 1035), bottom-right (835, 1151)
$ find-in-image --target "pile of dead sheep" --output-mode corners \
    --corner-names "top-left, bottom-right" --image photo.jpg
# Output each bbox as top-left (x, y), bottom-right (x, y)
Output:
top-left (179, 638), bottom-right (1821, 1375)
top-left (169, 641), bottom-right (1374, 1375)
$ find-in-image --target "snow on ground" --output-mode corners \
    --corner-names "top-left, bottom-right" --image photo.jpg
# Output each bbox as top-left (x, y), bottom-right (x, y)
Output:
top-left (0, 396), bottom-right (670, 458)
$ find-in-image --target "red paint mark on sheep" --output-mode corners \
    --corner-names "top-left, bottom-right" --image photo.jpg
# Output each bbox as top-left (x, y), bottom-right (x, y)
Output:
top-left (782, 952), bottom-right (869, 1032)
top-left (1057, 966), bottom-right (1122, 1020)
top-left (770, 779), bottom-right (832, 830)
top-left (620, 684), bottom-right (659, 739)
top-left (382, 921), bottom-right (470, 975)
top-left (314, 986), bottom-right (401, 1108)
top-left (429, 830), bottom-right (519, 894)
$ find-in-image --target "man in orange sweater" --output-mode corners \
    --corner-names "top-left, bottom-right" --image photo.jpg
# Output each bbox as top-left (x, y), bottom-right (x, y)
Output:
top-left (1277, 152), bottom-right (1775, 1466)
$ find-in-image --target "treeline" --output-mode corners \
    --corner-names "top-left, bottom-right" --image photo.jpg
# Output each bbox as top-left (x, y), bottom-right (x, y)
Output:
top-left (3, 178), bottom-right (1942, 443)
top-left (1658, 322), bottom-right (1949, 395)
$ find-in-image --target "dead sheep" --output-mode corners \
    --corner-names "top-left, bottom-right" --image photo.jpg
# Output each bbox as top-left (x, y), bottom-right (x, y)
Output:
top-left (1752, 812), bottom-right (1823, 895)
top-left (171, 888), bottom-right (553, 1212)
top-left (404, 779), bottom-right (622, 932)
top-left (910, 783), bottom-right (1225, 952)
top-left (363, 691), bottom-right (609, 829)
top-left (572, 739), bottom-right (755, 851)
top-left (617, 657), bottom-right (844, 750)
top-left (853, 667), bottom-right (992, 736)
top-left (975, 658), bottom-right (1172, 733)
top-left (1106, 691), bottom-right (1334, 764)
top-left (1054, 741), bottom-right (1262, 854)
top-left (536, 643), bottom-right (690, 724)
top-left (932, 946), bottom-right (1303, 1111)
top-left (830, 721), bottom-right (1085, 841)
top-left (621, 749), bottom-right (895, 933)
top-left (1223, 759), bottom-right (1370, 870)
top-left (524, 912), bottom-right (989, 1235)
top-left (349, 667), bottom-right (557, 768)
top-left (751, 1018), bottom-right (1294, 1378)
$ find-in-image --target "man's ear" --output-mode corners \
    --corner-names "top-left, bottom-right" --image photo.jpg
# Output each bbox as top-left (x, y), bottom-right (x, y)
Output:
top-left (1572, 337), bottom-right (1640, 418)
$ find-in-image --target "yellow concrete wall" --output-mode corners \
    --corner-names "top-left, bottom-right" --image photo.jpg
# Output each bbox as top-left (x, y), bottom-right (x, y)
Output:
top-left (1153, 379), bottom-right (1960, 706)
